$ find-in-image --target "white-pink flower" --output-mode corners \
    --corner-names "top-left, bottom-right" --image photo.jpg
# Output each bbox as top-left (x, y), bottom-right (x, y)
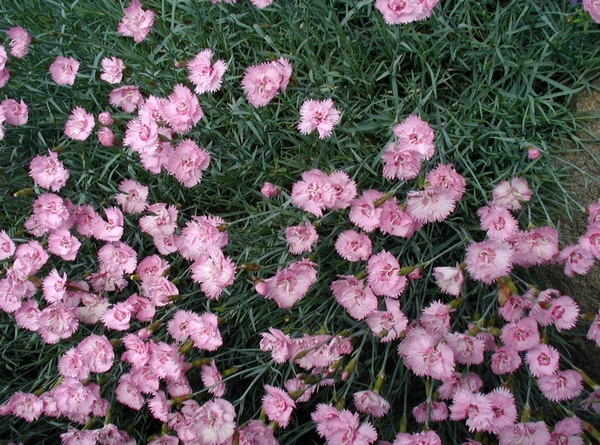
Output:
top-left (298, 98), bottom-right (340, 139)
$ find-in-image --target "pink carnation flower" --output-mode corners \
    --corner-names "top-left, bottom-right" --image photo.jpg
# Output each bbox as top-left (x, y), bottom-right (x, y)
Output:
top-left (262, 385), bottom-right (296, 428)
top-left (286, 221), bottom-right (318, 254)
top-left (584, 0), bottom-right (600, 23)
top-left (412, 400), bottom-right (448, 423)
top-left (397, 326), bottom-right (455, 380)
top-left (381, 141), bottom-right (422, 181)
top-left (98, 127), bottom-right (115, 147)
top-left (550, 417), bottom-right (584, 445)
top-left (426, 163), bottom-right (466, 201)
top-left (328, 170), bottom-right (358, 209)
top-left (525, 343), bottom-right (560, 377)
top-left (241, 57), bottom-right (292, 107)
top-left (510, 227), bottom-right (559, 267)
top-left (166, 139), bottom-right (211, 187)
top-left (465, 239), bottom-right (514, 285)
top-left (491, 345), bottom-right (522, 374)
top-left (118, 0), bottom-right (155, 43)
top-left (558, 243), bottom-right (595, 277)
top-left (2, 99), bottom-right (28, 126)
top-left (200, 360), bottom-right (225, 397)
top-left (537, 370), bottom-right (583, 402)
top-left (335, 230), bottom-right (372, 262)
top-left (0, 231), bottom-right (16, 260)
top-left (349, 189), bottom-right (384, 232)
top-left (298, 98), bottom-right (340, 139)
top-left (491, 177), bottom-right (532, 210)
top-left (477, 205), bottom-right (519, 240)
top-left (331, 275), bottom-right (378, 320)
top-left (190, 247), bottom-right (236, 300)
top-left (498, 421), bottom-right (551, 445)
top-left (366, 297), bottom-right (409, 342)
top-left (6, 26), bottom-right (30, 59)
top-left (100, 56), bottom-right (125, 84)
top-left (98, 111), bottom-right (114, 126)
top-left (449, 390), bottom-right (494, 433)
top-left (109, 85), bottom-right (142, 113)
top-left (64, 106), bottom-right (95, 141)
top-left (162, 84), bottom-right (203, 134)
top-left (500, 316), bottom-right (540, 352)
top-left (393, 431), bottom-right (442, 445)
top-left (367, 250), bottom-right (407, 298)
top-left (187, 49), bottom-right (228, 94)
top-left (261, 181), bottom-right (280, 198)
top-left (115, 179), bottom-right (148, 214)
top-left (49, 56), bottom-right (79, 85)
top-left (291, 169), bottom-right (335, 217)
top-left (393, 114), bottom-right (435, 159)
top-left (29, 150), bottom-right (70, 192)
top-left (353, 390), bottom-right (390, 417)
top-left (406, 185), bottom-right (457, 224)
top-left (432, 265), bottom-right (464, 297)
top-left (238, 420), bottom-right (279, 445)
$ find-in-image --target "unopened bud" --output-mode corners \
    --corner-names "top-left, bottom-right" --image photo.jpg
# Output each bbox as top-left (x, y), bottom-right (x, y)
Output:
top-left (341, 355), bottom-right (359, 380)
top-left (448, 297), bottom-right (464, 309)
top-left (222, 367), bottom-right (239, 378)
top-left (374, 191), bottom-right (394, 208)
top-left (241, 263), bottom-right (261, 271)
top-left (13, 188), bottom-right (33, 197)
top-left (178, 339), bottom-right (195, 355)
top-left (171, 394), bottom-right (194, 405)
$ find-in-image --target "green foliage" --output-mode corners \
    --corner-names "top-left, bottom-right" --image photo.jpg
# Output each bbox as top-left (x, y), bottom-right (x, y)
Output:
top-left (1, 0), bottom-right (600, 444)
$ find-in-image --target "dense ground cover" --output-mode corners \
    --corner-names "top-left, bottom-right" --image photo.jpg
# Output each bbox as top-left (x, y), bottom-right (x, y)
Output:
top-left (1, 0), bottom-right (600, 443)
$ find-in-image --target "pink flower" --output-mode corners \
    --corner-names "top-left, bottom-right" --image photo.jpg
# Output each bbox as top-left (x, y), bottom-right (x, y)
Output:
top-left (190, 247), bottom-right (236, 300)
top-left (49, 56), bottom-right (79, 85)
top-left (286, 221), bottom-right (318, 254)
top-left (118, 0), bottom-right (155, 42)
top-left (331, 275), bottom-right (378, 320)
top-left (584, 0), bottom-right (600, 23)
top-left (238, 420), bottom-right (279, 445)
top-left (260, 327), bottom-right (291, 364)
top-left (533, 293), bottom-right (579, 331)
top-left (200, 360), bottom-right (225, 397)
top-left (525, 343), bottom-right (560, 377)
top-left (291, 169), bottom-right (335, 217)
top-left (2, 99), bottom-right (28, 125)
top-left (298, 98), bottom-right (340, 139)
top-left (100, 56), bottom-right (125, 84)
top-left (139, 203), bottom-right (179, 237)
top-left (78, 334), bottom-right (114, 373)
top-left (6, 27), bottom-right (30, 59)
top-left (412, 400), bottom-right (448, 423)
top-left (256, 259), bottom-right (318, 309)
top-left (123, 114), bottom-right (159, 154)
top-left (190, 398), bottom-right (236, 445)
top-left (588, 309), bottom-right (600, 347)
top-left (0, 68), bottom-right (9, 90)
top-left (162, 84), bottom-right (203, 134)
top-left (0, 231), bottom-right (15, 260)
top-left (93, 207), bottom-right (124, 242)
top-left (42, 269), bottom-right (67, 303)
top-left (438, 372), bottom-right (483, 400)
top-left (37, 303), bottom-right (79, 343)
top-left (426, 163), bottom-right (466, 201)
top-left (491, 345), bottom-right (522, 374)
top-left (537, 370), bottom-right (583, 402)
top-left (420, 300), bottom-right (453, 337)
top-left (393, 431), bottom-right (442, 445)
top-left (101, 301), bottom-right (134, 331)
top-left (449, 390), bottom-right (494, 433)
top-left (29, 150), bottom-right (70, 192)
top-left (432, 265), bottom-right (464, 296)
top-left (115, 179), bottom-right (148, 214)
top-left (491, 177), bottom-right (532, 210)
top-left (378, 198), bottom-right (417, 238)
top-left (500, 316), bottom-right (540, 352)
top-left (261, 181), bottom-right (280, 198)
top-left (393, 114), bottom-right (435, 159)
top-left (64, 106), bottom-right (95, 141)
top-left (98, 127), bottom-right (115, 147)
top-left (558, 244), bottom-right (595, 277)
top-left (366, 250), bottom-right (407, 298)
top-left (109, 85), bottom-right (142, 113)
top-left (465, 239), bottom-right (514, 285)
top-left (498, 421), bottom-right (551, 445)
top-left (405, 186), bottom-right (457, 224)
top-left (550, 417), bottom-right (584, 445)
top-left (335, 230), bottom-right (372, 262)
top-left (486, 387), bottom-right (518, 435)
top-left (477, 205), bottom-right (519, 240)
top-left (580, 222), bottom-right (600, 259)
top-left (366, 297), bottom-right (409, 342)
top-left (527, 147), bottom-right (542, 160)
top-left (444, 332), bottom-right (485, 365)
top-left (349, 189), bottom-right (385, 232)
top-left (353, 390), bottom-right (390, 417)
top-left (187, 49), bottom-right (228, 94)
top-left (7, 392), bottom-right (43, 422)
top-left (510, 227), bottom-right (559, 266)
top-left (166, 139), bottom-right (211, 187)
top-left (98, 111), bottom-right (114, 126)
top-left (263, 385), bottom-right (296, 428)
top-left (381, 141), bottom-right (422, 180)
top-left (397, 326), bottom-right (455, 380)
top-left (241, 57), bottom-right (292, 107)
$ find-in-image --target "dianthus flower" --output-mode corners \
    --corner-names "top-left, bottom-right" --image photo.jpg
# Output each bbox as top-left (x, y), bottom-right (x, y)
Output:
top-left (190, 247), bottom-right (236, 300)
top-left (432, 265), bottom-right (464, 297)
top-left (584, 0), bottom-right (600, 23)
top-left (405, 185), bottom-right (457, 224)
top-left (162, 84), bottom-right (203, 134)
top-left (238, 420), bottom-right (279, 445)
top-left (286, 221), bottom-right (319, 254)
top-left (525, 343), bottom-right (560, 377)
top-left (393, 114), bottom-right (435, 159)
top-left (0, 231), bottom-right (15, 261)
top-left (259, 327), bottom-right (291, 364)
top-left (335, 230), bottom-right (372, 262)
top-left (393, 431), bottom-right (442, 445)
top-left (349, 189), bottom-right (385, 232)
top-left (438, 372), bottom-right (484, 400)
top-left (165, 139), bottom-right (211, 187)
top-left (250, 0), bottom-right (275, 6)
top-left (6, 26), bottom-right (30, 59)
top-left (367, 297), bottom-right (409, 342)
top-left (420, 300), bottom-right (453, 338)
top-left (477, 205), bottom-right (519, 240)
top-left (509, 227), bottom-right (559, 266)
top-left (200, 360), bottom-right (225, 397)
top-left (537, 370), bottom-right (583, 402)
top-left (49, 56), bottom-right (79, 85)
top-left (491, 177), bottom-right (532, 210)
top-left (100, 56), bottom-right (125, 84)
top-left (262, 385), bottom-right (296, 428)
top-left (449, 390), bottom-right (494, 432)
top-left (2, 99), bottom-right (28, 126)
top-left (291, 169), bottom-right (335, 217)
top-left (378, 198), bottom-right (417, 237)
top-left (115, 179), bottom-right (148, 214)
top-left (465, 239), bottom-right (514, 285)
top-left (367, 250), bottom-right (407, 298)
top-left (498, 421), bottom-right (551, 445)
top-left (397, 326), bottom-right (455, 380)
top-left (187, 49), bottom-right (228, 94)
top-left (444, 332), bottom-right (485, 365)
top-left (241, 57), bottom-right (292, 107)
top-left (261, 181), bottom-right (280, 198)
top-left (426, 163), bottom-right (466, 201)
top-left (298, 98), bottom-right (340, 139)
top-left (118, 0), bottom-right (155, 42)
top-left (256, 259), bottom-right (318, 309)
top-left (29, 150), bottom-right (70, 192)
top-left (558, 243), bottom-right (595, 277)
top-left (331, 275), bottom-right (378, 320)
top-left (549, 417), bottom-right (584, 445)
top-left (109, 85), bottom-right (142, 113)
top-left (64, 106), bottom-right (95, 141)
top-left (381, 141), bottom-right (422, 180)
top-left (500, 316), bottom-right (540, 352)
top-left (412, 400), bottom-right (448, 423)
top-left (353, 390), bottom-right (390, 417)
top-left (486, 387), bottom-right (518, 435)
